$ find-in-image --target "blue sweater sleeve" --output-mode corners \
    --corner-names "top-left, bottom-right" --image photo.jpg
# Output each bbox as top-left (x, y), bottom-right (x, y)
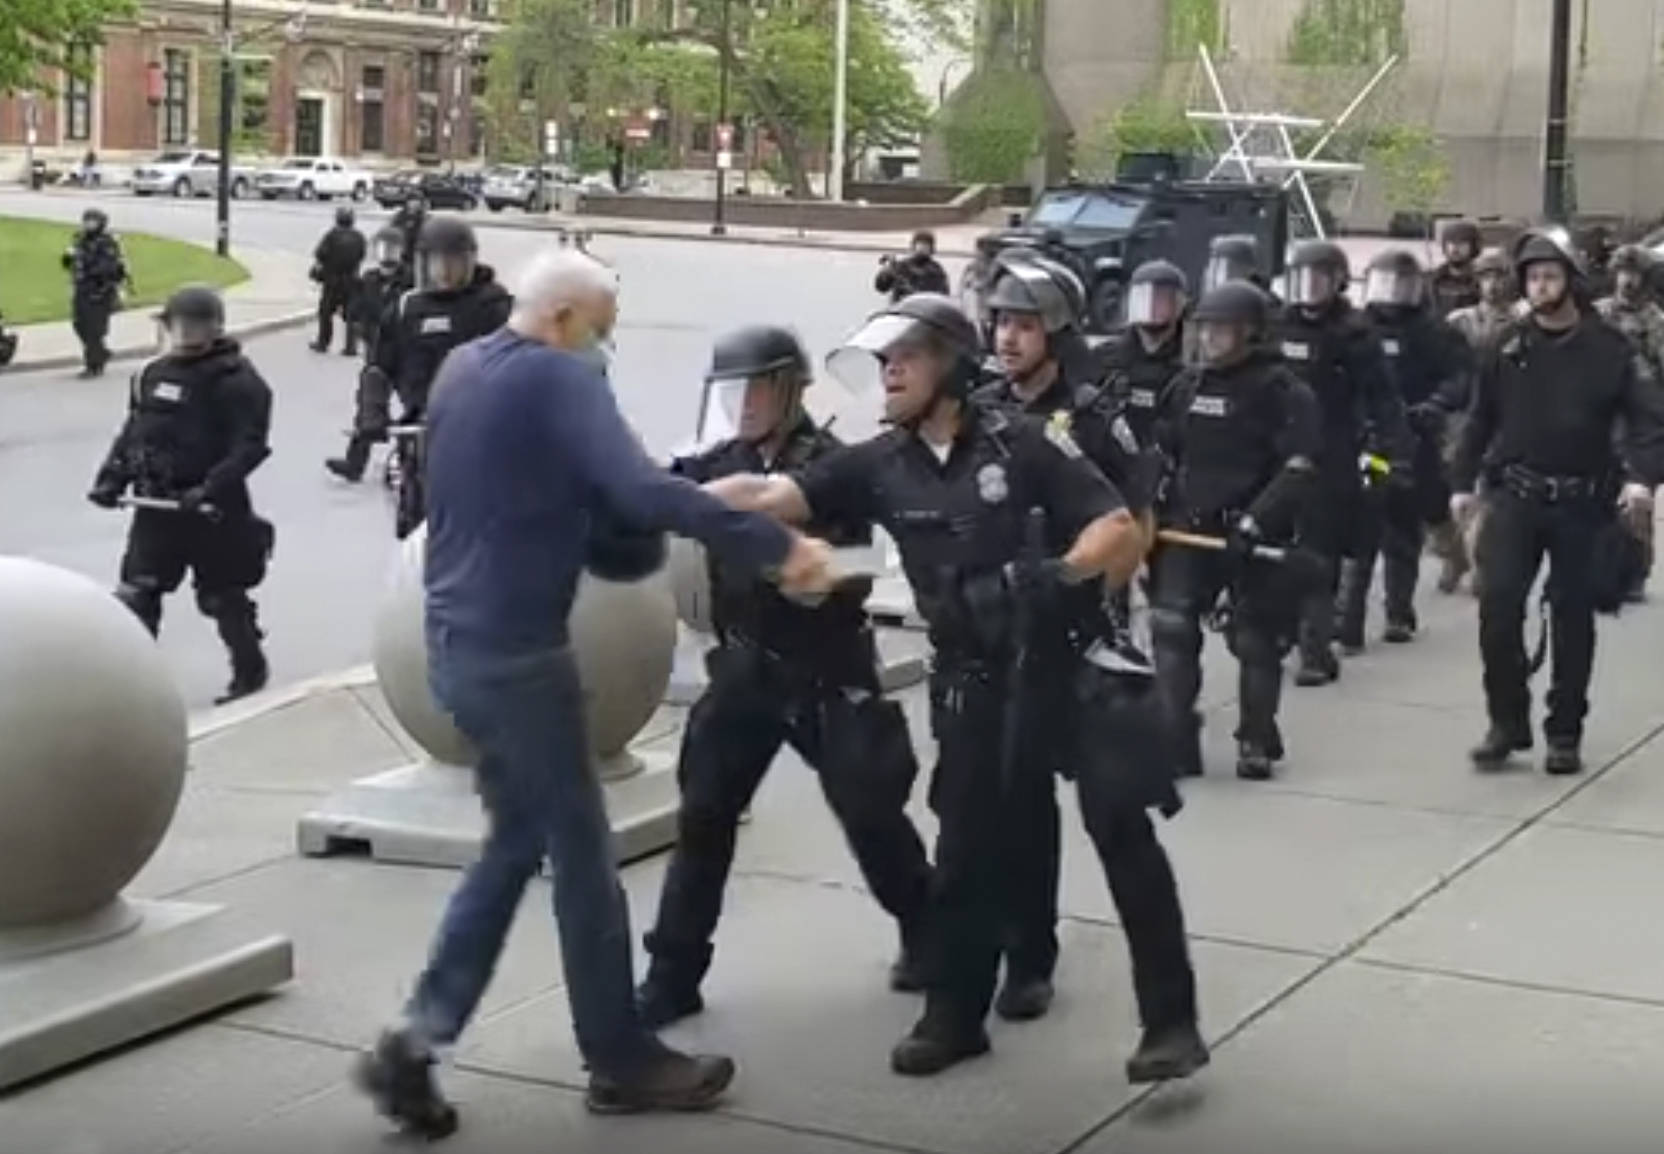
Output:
top-left (555, 363), bottom-right (793, 572)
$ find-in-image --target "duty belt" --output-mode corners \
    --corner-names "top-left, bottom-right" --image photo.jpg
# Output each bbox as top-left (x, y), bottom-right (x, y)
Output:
top-left (1500, 464), bottom-right (1601, 504)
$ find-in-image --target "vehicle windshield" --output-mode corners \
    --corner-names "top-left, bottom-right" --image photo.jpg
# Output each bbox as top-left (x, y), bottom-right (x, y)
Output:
top-left (281, 160), bottom-right (313, 169)
top-left (484, 166), bottom-right (523, 179)
top-left (156, 151), bottom-right (192, 163)
top-left (1028, 190), bottom-right (1146, 231)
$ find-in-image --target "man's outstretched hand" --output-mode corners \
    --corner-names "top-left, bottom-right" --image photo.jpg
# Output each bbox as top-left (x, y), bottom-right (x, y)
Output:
top-left (777, 533), bottom-right (837, 597)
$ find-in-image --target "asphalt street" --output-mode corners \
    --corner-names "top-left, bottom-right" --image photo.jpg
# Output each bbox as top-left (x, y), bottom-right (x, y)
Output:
top-left (0, 192), bottom-right (965, 708)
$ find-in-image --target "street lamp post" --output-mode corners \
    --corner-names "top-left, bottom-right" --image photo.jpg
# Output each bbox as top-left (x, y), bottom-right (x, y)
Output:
top-left (711, 0), bottom-right (732, 236)
top-left (1543, 0), bottom-right (1572, 222)
top-left (216, 0), bottom-right (233, 257)
top-left (828, 0), bottom-right (848, 201)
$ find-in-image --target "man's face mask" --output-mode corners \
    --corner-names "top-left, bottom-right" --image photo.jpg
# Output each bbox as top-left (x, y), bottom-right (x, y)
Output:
top-left (1365, 269), bottom-right (1421, 309)
top-left (1126, 282), bottom-right (1181, 328)
top-left (1288, 266), bottom-right (1337, 309)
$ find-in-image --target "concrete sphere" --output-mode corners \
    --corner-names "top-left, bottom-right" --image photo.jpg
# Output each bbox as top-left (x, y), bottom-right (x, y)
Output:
top-left (0, 557), bottom-right (188, 927)
top-left (667, 536), bottom-right (715, 635)
top-left (372, 528), bottom-right (677, 771)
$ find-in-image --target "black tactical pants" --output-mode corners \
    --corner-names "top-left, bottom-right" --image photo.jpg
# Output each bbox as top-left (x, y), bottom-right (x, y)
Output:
top-left (922, 663), bottom-right (1196, 1040)
top-left (644, 642), bottom-right (932, 991)
top-left (338, 366), bottom-right (396, 477)
top-left (72, 293), bottom-right (112, 372)
top-left (316, 279), bottom-right (358, 353)
top-left (1296, 481), bottom-right (1358, 671)
top-left (1151, 546), bottom-right (1295, 755)
top-left (116, 507), bottom-right (272, 679)
top-left (1475, 489), bottom-right (1602, 745)
top-left (1003, 761), bottom-right (1060, 984)
top-left (1339, 448), bottom-right (1452, 640)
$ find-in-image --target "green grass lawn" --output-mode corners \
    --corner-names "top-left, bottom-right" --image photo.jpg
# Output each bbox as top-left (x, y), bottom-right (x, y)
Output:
top-left (0, 216), bottom-right (248, 326)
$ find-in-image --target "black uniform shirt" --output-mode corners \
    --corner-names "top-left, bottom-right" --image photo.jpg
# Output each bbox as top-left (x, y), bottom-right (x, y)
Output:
top-left (1276, 298), bottom-right (1411, 474)
top-left (1453, 314), bottom-right (1664, 490)
top-left (1368, 305), bottom-right (1471, 415)
top-left (314, 226), bottom-right (367, 283)
top-left (376, 265), bottom-right (512, 416)
top-left (673, 415), bottom-right (872, 667)
top-left (68, 231), bottom-right (126, 300)
top-left (1102, 326), bottom-right (1185, 445)
top-left (795, 405), bottom-right (1123, 657)
top-left (1428, 262), bottom-right (1481, 317)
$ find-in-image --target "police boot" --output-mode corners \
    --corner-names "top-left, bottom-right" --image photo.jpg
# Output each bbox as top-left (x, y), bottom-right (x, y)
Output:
top-left (994, 971), bottom-right (1055, 1022)
top-left (326, 435), bottom-right (374, 483)
top-left (1544, 741), bottom-right (1584, 776)
top-left (889, 920), bottom-right (931, 993)
top-left (890, 1003), bottom-right (991, 1077)
top-left (1294, 648), bottom-right (1339, 687)
top-left (1125, 1021), bottom-right (1210, 1085)
top-left (213, 599), bottom-right (269, 706)
top-left (1470, 725), bottom-right (1533, 769)
top-left (354, 1028), bottom-right (459, 1140)
top-left (1172, 712), bottom-right (1204, 778)
top-left (1382, 608), bottom-right (1418, 644)
top-left (1235, 739), bottom-right (1274, 782)
top-left (1333, 559), bottom-right (1368, 655)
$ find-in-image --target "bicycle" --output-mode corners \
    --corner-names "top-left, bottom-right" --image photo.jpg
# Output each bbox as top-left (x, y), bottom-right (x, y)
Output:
top-left (388, 423), bottom-right (425, 540)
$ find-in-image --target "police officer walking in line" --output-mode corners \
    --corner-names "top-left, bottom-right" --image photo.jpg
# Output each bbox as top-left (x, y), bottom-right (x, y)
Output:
top-left (1429, 219), bottom-right (1484, 317)
top-left (1102, 259), bottom-right (1190, 446)
top-left (1448, 248), bottom-right (1519, 352)
top-left (973, 252), bottom-right (1161, 1022)
top-left (1275, 240), bottom-right (1409, 685)
top-left (310, 206), bottom-right (367, 356)
top-left (635, 325), bottom-right (934, 1028)
top-left (390, 190), bottom-right (429, 280)
top-left (325, 218), bottom-right (511, 492)
top-left (88, 286), bottom-right (276, 704)
top-left (1202, 234), bottom-right (1273, 296)
top-left (1596, 245), bottom-right (1664, 599)
top-left (705, 293), bottom-right (1206, 1084)
top-left (1452, 231), bottom-right (1664, 774)
top-left (1338, 249), bottom-right (1472, 645)
top-left (1151, 282), bottom-right (1321, 780)
top-left (351, 226), bottom-right (411, 364)
top-left (61, 207), bottom-right (128, 378)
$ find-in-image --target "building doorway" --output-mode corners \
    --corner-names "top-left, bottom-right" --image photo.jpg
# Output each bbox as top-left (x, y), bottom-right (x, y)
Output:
top-left (295, 97), bottom-right (323, 156)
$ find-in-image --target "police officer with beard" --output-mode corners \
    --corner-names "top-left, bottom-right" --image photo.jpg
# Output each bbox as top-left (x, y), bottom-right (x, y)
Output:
top-left (1152, 282), bottom-right (1321, 780)
top-left (1275, 240), bottom-right (1411, 686)
top-left (88, 286), bottom-right (275, 704)
top-left (1429, 219), bottom-right (1483, 317)
top-left (971, 252), bottom-right (1159, 1024)
top-left (636, 325), bottom-right (934, 1028)
top-left (1102, 260), bottom-right (1189, 446)
top-left (704, 294), bottom-right (1206, 1084)
top-left (1596, 245), bottom-right (1664, 599)
top-left (1452, 231), bottom-right (1664, 774)
top-left (326, 218), bottom-right (511, 498)
top-left (1337, 249), bottom-right (1472, 647)
top-left (61, 208), bottom-right (128, 378)
top-left (311, 205), bottom-right (367, 355)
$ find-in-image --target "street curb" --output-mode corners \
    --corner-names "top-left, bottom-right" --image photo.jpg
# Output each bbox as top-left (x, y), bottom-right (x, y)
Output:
top-left (465, 212), bottom-right (981, 259)
top-left (4, 308), bottom-right (314, 374)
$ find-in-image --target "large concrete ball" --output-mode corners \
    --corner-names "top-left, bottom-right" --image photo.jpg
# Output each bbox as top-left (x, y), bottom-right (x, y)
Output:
top-left (667, 536), bottom-right (715, 634)
top-left (372, 527), bottom-right (677, 768)
top-left (0, 557), bottom-right (188, 927)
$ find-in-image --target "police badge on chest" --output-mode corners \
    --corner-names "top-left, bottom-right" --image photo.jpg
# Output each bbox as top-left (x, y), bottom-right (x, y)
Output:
top-left (976, 462), bottom-right (1009, 505)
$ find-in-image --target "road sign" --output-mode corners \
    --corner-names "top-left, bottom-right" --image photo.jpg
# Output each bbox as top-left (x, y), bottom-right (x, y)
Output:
top-left (625, 125), bottom-right (651, 142)
top-left (716, 150), bottom-right (733, 170)
top-left (716, 122), bottom-right (734, 152)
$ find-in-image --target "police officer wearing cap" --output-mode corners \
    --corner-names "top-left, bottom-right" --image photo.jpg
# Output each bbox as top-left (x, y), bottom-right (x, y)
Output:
top-left (311, 205), bottom-right (367, 356)
top-left (1596, 245), bottom-right (1664, 599)
top-left (88, 285), bottom-right (276, 704)
top-left (1101, 260), bottom-right (1190, 447)
top-left (1338, 249), bottom-right (1473, 646)
top-left (636, 325), bottom-right (934, 1029)
top-left (1429, 219), bottom-right (1484, 317)
top-left (1452, 230), bottom-right (1664, 774)
top-left (1275, 239), bottom-right (1411, 686)
top-left (704, 293), bottom-right (1206, 1085)
top-left (973, 250), bottom-right (1161, 1022)
top-left (61, 207), bottom-right (128, 378)
top-left (1152, 281), bottom-right (1321, 781)
top-left (326, 218), bottom-right (511, 511)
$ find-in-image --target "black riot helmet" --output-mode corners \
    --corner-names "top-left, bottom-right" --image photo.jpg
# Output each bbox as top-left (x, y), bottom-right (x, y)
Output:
top-left (1191, 281), bottom-right (1269, 368)
top-left (828, 293), bottom-right (982, 426)
top-left (1126, 259), bottom-right (1188, 328)
top-left (81, 207), bottom-right (108, 234)
top-left (1442, 219), bottom-right (1482, 263)
top-left (1611, 244), bottom-right (1654, 302)
top-left (1204, 234), bottom-right (1261, 291)
top-left (1286, 239), bottom-right (1350, 309)
top-left (416, 216), bottom-right (478, 292)
top-left (1364, 249), bottom-right (1425, 310)
top-left (335, 205), bottom-right (355, 228)
top-left (159, 284), bottom-right (226, 354)
top-left (371, 225), bottom-right (404, 269)
top-left (985, 250), bottom-right (1087, 335)
top-left (1513, 228), bottom-right (1584, 314)
top-left (698, 325), bottom-right (812, 445)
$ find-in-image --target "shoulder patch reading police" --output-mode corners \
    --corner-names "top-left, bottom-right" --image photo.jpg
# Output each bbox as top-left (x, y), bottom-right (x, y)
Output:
top-left (976, 462), bottom-right (1009, 504)
top-left (1043, 410), bottom-right (1083, 459)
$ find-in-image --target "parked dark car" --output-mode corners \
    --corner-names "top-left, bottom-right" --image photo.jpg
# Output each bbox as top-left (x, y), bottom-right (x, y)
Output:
top-left (372, 169), bottom-right (478, 211)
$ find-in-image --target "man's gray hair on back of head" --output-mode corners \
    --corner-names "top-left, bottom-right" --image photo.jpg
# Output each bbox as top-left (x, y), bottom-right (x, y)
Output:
top-left (513, 247), bottom-right (620, 316)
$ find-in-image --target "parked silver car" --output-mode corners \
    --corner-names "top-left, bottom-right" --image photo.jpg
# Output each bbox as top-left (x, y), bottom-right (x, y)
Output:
top-left (131, 150), bottom-right (255, 198)
top-left (481, 164), bottom-right (572, 213)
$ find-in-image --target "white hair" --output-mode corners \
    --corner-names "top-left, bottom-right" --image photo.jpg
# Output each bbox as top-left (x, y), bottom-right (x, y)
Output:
top-left (512, 247), bottom-right (619, 315)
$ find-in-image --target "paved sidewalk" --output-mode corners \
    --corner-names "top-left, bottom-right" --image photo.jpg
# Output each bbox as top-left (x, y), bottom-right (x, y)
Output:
top-left (3, 244), bottom-right (316, 374)
top-left (9, 551), bottom-right (1664, 1153)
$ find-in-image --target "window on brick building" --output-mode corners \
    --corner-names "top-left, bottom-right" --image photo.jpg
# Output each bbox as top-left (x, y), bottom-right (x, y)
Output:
top-left (612, 0), bottom-right (633, 26)
top-left (470, 0), bottom-right (493, 16)
top-left (416, 102), bottom-right (439, 155)
top-left (163, 48), bottom-right (190, 145)
top-left (417, 52), bottom-right (440, 93)
top-left (691, 119), bottom-right (711, 152)
top-left (360, 64), bottom-right (385, 152)
top-left (470, 55), bottom-right (488, 97)
top-left (64, 44), bottom-right (93, 142)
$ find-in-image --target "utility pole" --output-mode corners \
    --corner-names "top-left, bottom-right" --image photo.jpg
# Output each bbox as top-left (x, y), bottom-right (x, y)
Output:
top-left (216, 0), bottom-right (233, 257)
top-left (711, 0), bottom-right (731, 236)
top-left (828, 0), bottom-right (848, 201)
top-left (1543, 0), bottom-right (1572, 222)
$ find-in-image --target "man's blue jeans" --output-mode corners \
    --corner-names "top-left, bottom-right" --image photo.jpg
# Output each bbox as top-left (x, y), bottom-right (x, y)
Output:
top-left (404, 632), bottom-right (660, 1077)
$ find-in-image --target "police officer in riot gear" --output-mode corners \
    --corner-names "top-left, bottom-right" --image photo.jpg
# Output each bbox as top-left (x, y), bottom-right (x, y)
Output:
top-left (390, 191), bottom-right (429, 281)
top-left (1202, 234), bottom-right (1271, 294)
top-left (326, 217), bottom-right (511, 501)
top-left (88, 285), bottom-right (275, 704)
top-left (1102, 260), bottom-right (1189, 445)
top-left (1275, 239), bottom-right (1410, 685)
top-left (1448, 248), bottom-right (1518, 352)
top-left (62, 207), bottom-right (128, 378)
top-left (974, 253), bottom-right (1159, 1023)
top-left (704, 294), bottom-right (1206, 1084)
top-left (1338, 249), bottom-right (1472, 646)
top-left (1577, 225), bottom-right (1617, 302)
top-left (1452, 231), bottom-right (1664, 774)
top-left (351, 227), bottom-right (411, 364)
top-left (1152, 282), bottom-right (1321, 780)
top-left (311, 205), bottom-right (368, 355)
top-left (1429, 219), bottom-right (1483, 316)
top-left (636, 325), bottom-right (934, 1027)
top-left (1596, 245), bottom-right (1664, 599)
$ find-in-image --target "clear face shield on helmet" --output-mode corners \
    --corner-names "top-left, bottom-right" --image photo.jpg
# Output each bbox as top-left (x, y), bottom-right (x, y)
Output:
top-left (419, 250), bottom-right (475, 292)
top-left (1126, 282), bottom-right (1182, 328)
top-left (1287, 265), bottom-right (1337, 308)
top-left (1364, 268), bottom-right (1422, 308)
top-left (156, 312), bottom-right (219, 355)
top-left (827, 313), bottom-right (937, 431)
top-left (1203, 256), bottom-right (1248, 292)
top-left (372, 232), bottom-right (404, 268)
top-left (695, 371), bottom-right (801, 446)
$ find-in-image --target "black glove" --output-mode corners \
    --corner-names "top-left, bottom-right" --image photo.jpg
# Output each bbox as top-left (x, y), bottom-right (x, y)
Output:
top-left (177, 486), bottom-right (210, 514)
top-left (87, 484), bottom-right (121, 509)
top-left (1005, 554), bottom-right (1073, 603)
top-left (1225, 515), bottom-right (1264, 564)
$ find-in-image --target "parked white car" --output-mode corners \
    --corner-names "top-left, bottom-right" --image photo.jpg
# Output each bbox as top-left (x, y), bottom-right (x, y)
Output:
top-left (481, 164), bottom-right (573, 212)
top-left (131, 150), bottom-right (255, 198)
top-left (254, 158), bottom-right (373, 201)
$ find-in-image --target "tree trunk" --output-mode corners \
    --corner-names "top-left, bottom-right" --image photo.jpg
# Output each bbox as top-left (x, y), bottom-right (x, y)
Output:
top-left (744, 75), bottom-right (814, 197)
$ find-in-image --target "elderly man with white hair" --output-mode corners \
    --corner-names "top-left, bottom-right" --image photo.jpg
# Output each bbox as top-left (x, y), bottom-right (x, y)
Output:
top-left (356, 246), bottom-right (838, 1138)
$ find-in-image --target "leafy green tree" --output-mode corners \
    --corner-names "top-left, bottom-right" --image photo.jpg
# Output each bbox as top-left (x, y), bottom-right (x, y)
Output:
top-left (1366, 122), bottom-right (1450, 217)
top-left (0, 0), bottom-right (136, 95)
top-left (1074, 96), bottom-right (1194, 182)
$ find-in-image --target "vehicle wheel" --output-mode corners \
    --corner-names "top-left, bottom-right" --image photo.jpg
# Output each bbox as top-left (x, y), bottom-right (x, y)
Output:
top-left (488, 201), bottom-right (504, 213)
top-left (134, 189), bottom-right (152, 198)
top-left (352, 183), bottom-right (368, 202)
top-left (1089, 278), bottom-right (1123, 334)
top-left (526, 195), bottom-right (545, 214)
top-left (299, 182), bottom-right (317, 201)
top-left (231, 178), bottom-right (250, 199)
top-left (171, 177), bottom-right (191, 198)
top-left (261, 192), bottom-right (277, 201)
